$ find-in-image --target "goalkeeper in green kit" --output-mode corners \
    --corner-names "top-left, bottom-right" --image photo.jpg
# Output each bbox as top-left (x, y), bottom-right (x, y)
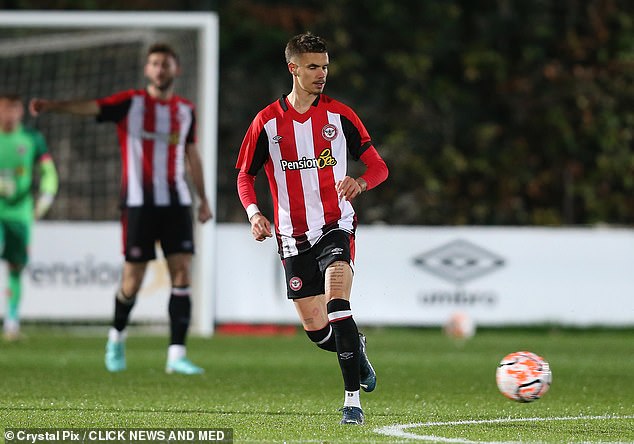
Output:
top-left (0, 93), bottom-right (58, 340)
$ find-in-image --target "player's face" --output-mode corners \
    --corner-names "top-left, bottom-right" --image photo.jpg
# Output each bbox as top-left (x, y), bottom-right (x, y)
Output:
top-left (290, 52), bottom-right (329, 95)
top-left (144, 52), bottom-right (180, 92)
top-left (0, 98), bottom-right (24, 132)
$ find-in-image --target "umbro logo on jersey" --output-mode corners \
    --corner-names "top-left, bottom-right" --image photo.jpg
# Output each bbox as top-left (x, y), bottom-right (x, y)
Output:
top-left (280, 148), bottom-right (337, 171)
top-left (272, 135), bottom-right (283, 144)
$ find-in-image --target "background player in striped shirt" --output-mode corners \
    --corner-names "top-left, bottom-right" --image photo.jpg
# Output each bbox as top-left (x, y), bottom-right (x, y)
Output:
top-left (236, 33), bottom-right (388, 425)
top-left (0, 93), bottom-right (58, 341)
top-left (29, 43), bottom-right (212, 375)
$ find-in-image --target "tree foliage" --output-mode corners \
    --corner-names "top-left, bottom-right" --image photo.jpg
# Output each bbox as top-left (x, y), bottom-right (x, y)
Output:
top-left (216, 0), bottom-right (633, 226)
top-left (308, 0), bottom-right (634, 225)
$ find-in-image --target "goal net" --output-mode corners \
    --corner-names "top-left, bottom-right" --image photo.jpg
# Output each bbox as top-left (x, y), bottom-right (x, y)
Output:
top-left (0, 11), bottom-right (218, 335)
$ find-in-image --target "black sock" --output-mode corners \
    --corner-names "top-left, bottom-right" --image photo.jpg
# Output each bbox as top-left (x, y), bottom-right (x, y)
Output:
top-left (168, 287), bottom-right (191, 345)
top-left (113, 289), bottom-right (136, 332)
top-left (305, 324), bottom-right (337, 352)
top-left (327, 298), bottom-right (360, 392)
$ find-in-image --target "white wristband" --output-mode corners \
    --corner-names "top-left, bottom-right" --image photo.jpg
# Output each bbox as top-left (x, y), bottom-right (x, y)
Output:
top-left (35, 193), bottom-right (55, 218)
top-left (246, 203), bottom-right (261, 221)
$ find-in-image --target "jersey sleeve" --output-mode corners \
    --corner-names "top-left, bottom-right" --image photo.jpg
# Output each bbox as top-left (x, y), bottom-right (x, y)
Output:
top-left (235, 113), bottom-right (270, 176)
top-left (96, 90), bottom-right (134, 123)
top-left (30, 128), bottom-right (49, 161)
top-left (186, 110), bottom-right (196, 144)
top-left (359, 146), bottom-right (389, 190)
top-left (340, 108), bottom-right (373, 161)
top-left (237, 170), bottom-right (258, 209)
top-left (38, 155), bottom-right (59, 197)
top-left (26, 128), bottom-right (58, 196)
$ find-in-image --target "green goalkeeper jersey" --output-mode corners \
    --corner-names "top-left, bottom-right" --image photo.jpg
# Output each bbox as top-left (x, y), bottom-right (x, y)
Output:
top-left (0, 124), bottom-right (53, 222)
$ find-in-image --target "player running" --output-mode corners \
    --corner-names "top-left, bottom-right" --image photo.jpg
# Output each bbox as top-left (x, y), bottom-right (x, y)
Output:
top-left (236, 33), bottom-right (388, 425)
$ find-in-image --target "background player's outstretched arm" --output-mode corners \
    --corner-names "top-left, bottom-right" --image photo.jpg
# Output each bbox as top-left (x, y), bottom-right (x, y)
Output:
top-left (29, 98), bottom-right (99, 117)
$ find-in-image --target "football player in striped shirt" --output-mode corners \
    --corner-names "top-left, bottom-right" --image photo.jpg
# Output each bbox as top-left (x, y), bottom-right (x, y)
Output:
top-left (29, 43), bottom-right (213, 375)
top-left (236, 33), bottom-right (388, 425)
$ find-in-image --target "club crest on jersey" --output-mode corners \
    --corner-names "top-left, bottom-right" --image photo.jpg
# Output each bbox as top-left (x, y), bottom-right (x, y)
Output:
top-left (321, 124), bottom-right (338, 141)
top-left (289, 276), bottom-right (303, 291)
top-left (280, 148), bottom-right (337, 171)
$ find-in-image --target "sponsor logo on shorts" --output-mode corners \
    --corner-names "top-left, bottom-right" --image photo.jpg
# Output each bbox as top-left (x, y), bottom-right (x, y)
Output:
top-left (129, 246), bottom-right (142, 258)
top-left (331, 247), bottom-right (344, 256)
top-left (289, 276), bottom-right (303, 291)
top-left (181, 240), bottom-right (193, 250)
top-left (339, 352), bottom-right (354, 360)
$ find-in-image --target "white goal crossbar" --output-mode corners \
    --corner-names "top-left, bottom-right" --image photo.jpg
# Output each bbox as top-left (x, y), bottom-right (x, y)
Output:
top-left (0, 30), bottom-right (159, 56)
top-left (0, 11), bottom-right (219, 336)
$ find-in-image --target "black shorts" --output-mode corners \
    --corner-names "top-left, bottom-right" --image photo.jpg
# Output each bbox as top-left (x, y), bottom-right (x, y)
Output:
top-left (121, 206), bottom-right (194, 262)
top-left (282, 229), bottom-right (355, 299)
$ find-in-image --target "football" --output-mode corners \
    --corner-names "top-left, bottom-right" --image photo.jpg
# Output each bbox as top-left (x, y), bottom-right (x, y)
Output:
top-left (496, 351), bottom-right (552, 402)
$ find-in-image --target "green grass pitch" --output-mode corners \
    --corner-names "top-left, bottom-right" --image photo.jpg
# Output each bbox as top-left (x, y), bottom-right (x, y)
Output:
top-left (0, 326), bottom-right (632, 442)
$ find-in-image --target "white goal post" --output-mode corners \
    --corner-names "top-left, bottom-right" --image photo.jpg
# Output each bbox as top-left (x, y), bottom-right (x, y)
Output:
top-left (0, 11), bottom-right (219, 336)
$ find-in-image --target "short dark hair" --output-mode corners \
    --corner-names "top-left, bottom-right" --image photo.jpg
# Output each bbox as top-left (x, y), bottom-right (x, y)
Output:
top-left (0, 93), bottom-right (22, 102)
top-left (147, 43), bottom-right (180, 65)
top-left (285, 32), bottom-right (328, 63)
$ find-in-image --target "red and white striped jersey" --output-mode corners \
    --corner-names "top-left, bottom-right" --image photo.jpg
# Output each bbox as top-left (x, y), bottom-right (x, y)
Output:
top-left (236, 94), bottom-right (375, 258)
top-left (96, 89), bottom-right (196, 208)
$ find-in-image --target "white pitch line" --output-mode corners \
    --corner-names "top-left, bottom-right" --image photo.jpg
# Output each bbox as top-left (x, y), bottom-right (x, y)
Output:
top-left (374, 414), bottom-right (634, 443)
